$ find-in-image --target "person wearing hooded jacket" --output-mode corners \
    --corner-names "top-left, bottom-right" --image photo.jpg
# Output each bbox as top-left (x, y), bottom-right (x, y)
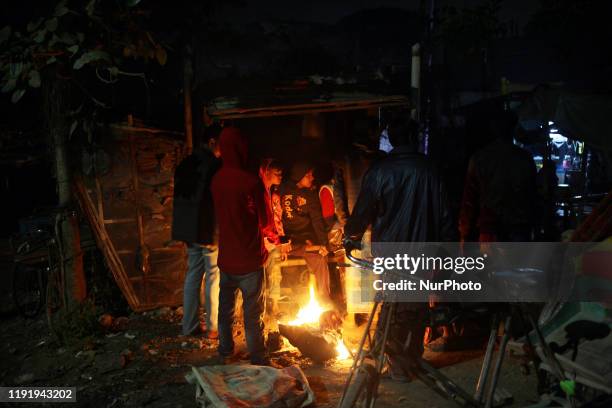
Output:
top-left (210, 127), bottom-right (272, 366)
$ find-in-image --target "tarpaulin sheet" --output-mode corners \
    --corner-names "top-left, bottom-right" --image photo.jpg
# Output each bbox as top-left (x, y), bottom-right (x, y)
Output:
top-left (519, 87), bottom-right (612, 152)
top-left (185, 365), bottom-right (315, 408)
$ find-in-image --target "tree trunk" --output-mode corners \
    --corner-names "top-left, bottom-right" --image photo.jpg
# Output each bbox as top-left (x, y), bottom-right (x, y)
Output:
top-left (43, 74), bottom-right (86, 307)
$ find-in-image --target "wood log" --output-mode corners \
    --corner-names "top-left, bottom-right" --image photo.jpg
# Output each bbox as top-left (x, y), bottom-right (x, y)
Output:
top-left (279, 324), bottom-right (338, 363)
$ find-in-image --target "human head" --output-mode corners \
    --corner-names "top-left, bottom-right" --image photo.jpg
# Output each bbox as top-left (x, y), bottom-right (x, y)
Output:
top-left (218, 126), bottom-right (248, 168)
top-left (291, 161), bottom-right (315, 189)
top-left (260, 159), bottom-right (283, 187)
top-left (489, 110), bottom-right (518, 143)
top-left (201, 124), bottom-right (222, 158)
top-left (387, 113), bottom-right (419, 149)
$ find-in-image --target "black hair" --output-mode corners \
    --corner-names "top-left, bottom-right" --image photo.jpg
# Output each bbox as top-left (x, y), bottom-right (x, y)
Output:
top-left (266, 158), bottom-right (283, 171)
top-left (387, 113), bottom-right (419, 148)
top-left (489, 110), bottom-right (518, 142)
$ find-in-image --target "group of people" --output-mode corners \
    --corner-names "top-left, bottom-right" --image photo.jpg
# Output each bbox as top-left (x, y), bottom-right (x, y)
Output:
top-left (172, 108), bottom-right (537, 366)
top-left (172, 126), bottom-right (345, 366)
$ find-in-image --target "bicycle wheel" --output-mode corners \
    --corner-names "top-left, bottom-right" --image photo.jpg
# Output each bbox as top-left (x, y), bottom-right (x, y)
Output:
top-left (46, 266), bottom-right (64, 332)
top-left (338, 363), bottom-right (377, 408)
top-left (12, 263), bottom-right (45, 318)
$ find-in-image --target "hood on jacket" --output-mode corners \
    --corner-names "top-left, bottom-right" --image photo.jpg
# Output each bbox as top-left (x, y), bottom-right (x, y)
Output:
top-left (219, 127), bottom-right (248, 169)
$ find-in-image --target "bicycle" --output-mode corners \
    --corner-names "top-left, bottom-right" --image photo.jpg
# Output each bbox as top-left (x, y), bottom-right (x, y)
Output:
top-left (337, 248), bottom-right (591, 408)
top-left (10, 210), bottom-right (69, 329)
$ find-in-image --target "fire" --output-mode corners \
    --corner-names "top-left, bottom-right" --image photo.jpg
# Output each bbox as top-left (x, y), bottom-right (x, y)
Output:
top-left (286, 279), bottom-right (351, 361)
top-left (335, 339), bottom-right (350, 360)
top-left (287, 283), bottom-right (325, 326)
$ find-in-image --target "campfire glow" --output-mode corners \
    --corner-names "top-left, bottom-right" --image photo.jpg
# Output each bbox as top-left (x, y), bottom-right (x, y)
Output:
top-left (335, 340), bottom-right (350, 360)
top-left (285, 279), bottom-right (351, 361)
top-left (287, 283), bottom-right (325, 327)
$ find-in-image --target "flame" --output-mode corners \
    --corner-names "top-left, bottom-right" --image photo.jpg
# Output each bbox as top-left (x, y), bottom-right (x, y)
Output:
top-left (286, 277), bottom-right (351, 361)
top-left (287, 283), bottom-right (325, 326)
top-left (335, 340), bottom-right (350, 360)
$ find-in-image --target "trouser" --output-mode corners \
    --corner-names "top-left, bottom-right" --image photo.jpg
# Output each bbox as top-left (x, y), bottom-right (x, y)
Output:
top-left (182, 244), bottom-right (220, 335)
top-left (289, 245), bottom-right (331, 305)
top-left (264, 247), bottom-right (282, 301)
top-left (218, 269), bottom-right (267, 365)
top-left (386, 302), bottom-right (427, 358)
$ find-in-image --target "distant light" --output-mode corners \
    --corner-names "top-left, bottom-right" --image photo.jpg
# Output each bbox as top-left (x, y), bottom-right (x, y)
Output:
top-left (550, 133), bottom-right (567, 144)
top-left (550, 128), bottom-right (558, 133)
top-left (548, 121), bottom-right (554, 125)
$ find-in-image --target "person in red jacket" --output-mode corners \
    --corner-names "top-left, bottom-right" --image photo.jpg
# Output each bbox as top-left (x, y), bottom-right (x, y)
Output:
top-left (210, 127), bottom-right (271, 366)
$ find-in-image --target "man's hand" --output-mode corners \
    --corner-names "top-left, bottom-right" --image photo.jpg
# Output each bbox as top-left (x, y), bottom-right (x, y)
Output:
top-left (264, 237), bottom-right (276, 252)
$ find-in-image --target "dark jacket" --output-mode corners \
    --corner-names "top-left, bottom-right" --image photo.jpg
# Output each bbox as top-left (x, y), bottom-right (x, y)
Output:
top-left (171, 149), bottom-right (220, 245)
top-left (345, 146), bottom-right (455, 243)
top-left (211, 128), bottom-right (269, 274)
top-left (280, 182), bottom-right (328, 246)
top-left (459, 138), bottom-right (537, 241)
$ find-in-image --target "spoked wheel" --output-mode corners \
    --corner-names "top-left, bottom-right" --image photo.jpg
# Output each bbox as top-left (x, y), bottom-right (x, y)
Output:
top-left (45, 267), bottom-right (64, 332)
top-left (12, 263), bottom-right (45, 318)
top-left (338, 363), bottom-right (378, 408)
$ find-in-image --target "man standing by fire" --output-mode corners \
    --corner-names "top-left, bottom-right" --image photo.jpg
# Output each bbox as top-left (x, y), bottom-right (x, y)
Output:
top-left (280, 161), bottom-right (332, 305)
top-left (211, 127), bottom-right (272, 366)
top-left (258, 159), bottom-right (287, 320)
top-left (344, 114), bottom-right (454, 363)
top-left (172, 130), bottom-right (221, 339)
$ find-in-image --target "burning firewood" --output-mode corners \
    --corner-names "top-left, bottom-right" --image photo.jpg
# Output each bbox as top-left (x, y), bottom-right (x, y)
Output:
top-left (278, 324), bottom-right (339, 363)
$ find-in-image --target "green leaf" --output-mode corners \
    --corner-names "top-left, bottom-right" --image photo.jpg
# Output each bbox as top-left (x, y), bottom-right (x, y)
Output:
top-left (67, 45), bottom-right (79, 55)
top-left (45, 18), bottom-right (58, 33)
top-left (9, 62), bottom-right (23, 78)
top-left (46, 56), bottom-right (57, 65)
top-left (125, 0), bottom-right (141, 6)
top-left (69, 120), bottom-right (78, 137)
top-left (2, 78), bottom-right (17, 93)
top-left (27, 18), bottom-right (43, 33)
top-left (49, 34), bottom-right (60, 47)
top-left (86, 0), bottom-right (96, 16)
top-left (55, 4), bottom-right (69, 17)
top-left (11, 88), bottom-right (25, 103)
top-left (28, 70), bottom-right (41, 88)
top-left (0, 26), bottom-right (11, 45)
top-left (59, 32), bottom-right (76, 45)
top-left (76, 32), bottom-right (85, 43)
top-left (33, 29), bottom-right (46, 43)
top-left (73, 50), bottom-right (111, 70)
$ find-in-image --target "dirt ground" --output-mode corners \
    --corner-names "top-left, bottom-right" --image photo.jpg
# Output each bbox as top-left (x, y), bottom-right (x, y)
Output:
top-left (0, 237), bottom-right (542, 408)
top-left (0, 303), bottom-right (542, 408)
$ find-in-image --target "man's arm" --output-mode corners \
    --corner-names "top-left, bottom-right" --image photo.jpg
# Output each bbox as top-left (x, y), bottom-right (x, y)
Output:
top-left (307, 190), bottom-right (330, 246)
top-left (254, 181), bottom-right (274, 242)
top-left (344, 167), bottom-right (379, 242)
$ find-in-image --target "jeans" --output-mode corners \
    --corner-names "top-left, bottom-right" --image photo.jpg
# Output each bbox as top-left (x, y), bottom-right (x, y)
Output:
top-left (290, 245), bottom-right (331, 305)
top-left (218, 269), bottom-right (267, 364)
top-left (265, 247), bottom-right (282, 301)
top-left (182, 244), bottom-right (220, 335)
